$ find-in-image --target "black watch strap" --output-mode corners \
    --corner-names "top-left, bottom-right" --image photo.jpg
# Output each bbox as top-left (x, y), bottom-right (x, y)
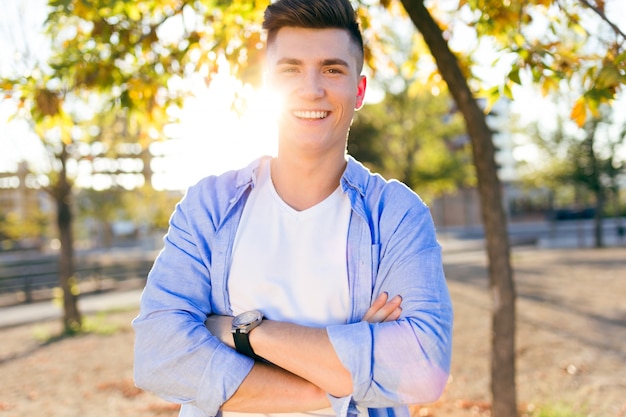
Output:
top-left (233, 330), bottom-right (263, 361)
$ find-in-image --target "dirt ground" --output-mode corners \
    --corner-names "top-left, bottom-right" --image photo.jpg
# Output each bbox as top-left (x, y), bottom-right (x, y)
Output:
top-left (0, 245), bottom-right (625, 417)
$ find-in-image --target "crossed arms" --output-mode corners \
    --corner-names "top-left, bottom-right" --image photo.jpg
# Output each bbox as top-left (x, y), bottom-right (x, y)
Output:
top-left (133, 176), bottom-right (453, 416)
top-left (205, 292), bottom-right (403, 413)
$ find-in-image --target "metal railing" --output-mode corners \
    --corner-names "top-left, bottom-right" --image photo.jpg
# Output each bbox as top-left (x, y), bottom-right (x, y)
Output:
top-left (0, 249), bottom-right (157, 306)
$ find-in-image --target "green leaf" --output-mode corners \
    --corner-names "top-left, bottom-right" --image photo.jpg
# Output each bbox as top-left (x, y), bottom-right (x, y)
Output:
top-left (596, 64), bottom-right (620, 89)
top-left (503, 82), bottom-right (513, 100)
top-left (508, 67), bottom-right (521, 85)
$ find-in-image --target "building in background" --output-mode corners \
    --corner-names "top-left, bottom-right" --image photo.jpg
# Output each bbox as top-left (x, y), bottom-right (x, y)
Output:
top-left (430, 98), bottom-right (546, 231)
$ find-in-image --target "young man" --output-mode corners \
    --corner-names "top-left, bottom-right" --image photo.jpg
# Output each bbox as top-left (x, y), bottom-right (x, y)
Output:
top-left (133, 1), bottom-right (453, 416)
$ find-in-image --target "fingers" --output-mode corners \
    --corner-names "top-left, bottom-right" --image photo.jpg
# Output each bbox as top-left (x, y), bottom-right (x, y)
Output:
top-left (362, 292), bottom-right (403, 323)
top-left (384, 304), bottom-right (402, 322)
top-left (362, 292), bottom-right (388, 321)
top-left (378, 294), bottom-right (402, 322)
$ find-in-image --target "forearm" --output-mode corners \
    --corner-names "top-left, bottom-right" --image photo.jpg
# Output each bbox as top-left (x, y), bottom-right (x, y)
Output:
top-left (249, 320), bottom-right (353, 397)
top-left (205, 293), bottom-right (402, 401)
top-left (222, 361), bottom-right (329, 412)
top-left (244, 293), bottom-right (402, 397)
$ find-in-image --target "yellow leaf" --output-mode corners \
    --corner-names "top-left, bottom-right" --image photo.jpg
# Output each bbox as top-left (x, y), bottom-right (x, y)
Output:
top-left (125, 3), bottom-right (142, 21)
top-left (571, 22), bottom-right (587, 37)
top-left (570, 98), bottom-right (586, 127)
top-left (513, 33), bottom-right (525, 48)
top-left (540, 77), bottom-right (558, 96)
top-left (481, 86), bottom-right (500, 114)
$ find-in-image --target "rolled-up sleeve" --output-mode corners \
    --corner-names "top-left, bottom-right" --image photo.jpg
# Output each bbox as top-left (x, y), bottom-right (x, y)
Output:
top-left (132, 181), bottom-right (253, 416)
top-left (328, 182), bottom-right (453, 409)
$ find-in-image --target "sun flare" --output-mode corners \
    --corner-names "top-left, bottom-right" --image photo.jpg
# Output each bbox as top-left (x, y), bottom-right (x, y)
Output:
top-left (151, 76), bottom-right (279, 191)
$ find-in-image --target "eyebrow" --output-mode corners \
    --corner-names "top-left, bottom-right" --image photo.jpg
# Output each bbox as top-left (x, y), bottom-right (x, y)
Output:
top-left (276, 58), bottom-right (351, 67)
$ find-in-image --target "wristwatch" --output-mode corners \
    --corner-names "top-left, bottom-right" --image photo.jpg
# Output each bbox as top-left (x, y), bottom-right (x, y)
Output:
top-left (231, 310), bottom-right (264, 360)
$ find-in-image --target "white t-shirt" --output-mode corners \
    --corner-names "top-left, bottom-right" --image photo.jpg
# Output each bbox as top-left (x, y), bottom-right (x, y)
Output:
top-left (226, 158), bottom-right (352, 417)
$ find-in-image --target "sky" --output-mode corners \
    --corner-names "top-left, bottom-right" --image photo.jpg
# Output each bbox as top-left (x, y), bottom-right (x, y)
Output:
top-left (1, 0), bottom-right (625, 190)
top-left (0, 0), bottom-right (278, 191)
top-left (0, 0), bottom-right (51, 189)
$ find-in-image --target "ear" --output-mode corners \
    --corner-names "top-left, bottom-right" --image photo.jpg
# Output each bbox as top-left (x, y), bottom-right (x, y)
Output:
top-left (355, 75), bottom-right (367, 110)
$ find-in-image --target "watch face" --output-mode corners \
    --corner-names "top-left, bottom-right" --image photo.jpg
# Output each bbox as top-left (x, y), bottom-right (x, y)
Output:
top-left (233, 310), bottom-right (263, 328)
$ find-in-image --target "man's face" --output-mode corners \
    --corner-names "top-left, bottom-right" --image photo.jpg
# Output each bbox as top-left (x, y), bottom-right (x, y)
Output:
top-left (265, 27), bottom-right (367, 157)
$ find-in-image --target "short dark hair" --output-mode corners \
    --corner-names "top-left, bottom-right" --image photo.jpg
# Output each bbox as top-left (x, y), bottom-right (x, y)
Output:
top-left (263, 0), bottom-right (364, 71)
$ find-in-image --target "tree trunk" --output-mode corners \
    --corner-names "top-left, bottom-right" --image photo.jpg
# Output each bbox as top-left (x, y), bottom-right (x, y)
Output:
top-left (400, 2), bottom-right (517, 416)
top-left (55, 145), bottom-right (82, 333)
top-left (587, 130), bottom-right (604, 248)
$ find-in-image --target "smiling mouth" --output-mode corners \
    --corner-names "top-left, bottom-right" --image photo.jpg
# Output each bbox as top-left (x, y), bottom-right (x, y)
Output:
top-left (293, 110), bottom-right (329, 120)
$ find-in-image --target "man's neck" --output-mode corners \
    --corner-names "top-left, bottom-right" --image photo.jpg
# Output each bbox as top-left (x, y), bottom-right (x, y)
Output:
top-left (270, 153), bottom-right (347, 212)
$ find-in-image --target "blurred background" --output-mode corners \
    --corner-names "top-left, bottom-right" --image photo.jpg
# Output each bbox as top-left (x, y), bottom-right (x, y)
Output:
top-left (0, 1), bottom-right (625, 416)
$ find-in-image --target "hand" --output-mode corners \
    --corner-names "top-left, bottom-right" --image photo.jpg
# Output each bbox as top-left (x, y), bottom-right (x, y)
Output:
top-left (361, 292), bottom-right (402, 323)
top-left (205, 314), bottom-right (235, 348)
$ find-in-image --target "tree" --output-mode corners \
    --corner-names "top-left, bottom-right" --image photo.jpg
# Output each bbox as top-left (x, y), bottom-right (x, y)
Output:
top-left (76, 185), bottom-right (181, 247)
top-left (77, 187), bottom-right (129, 248)
top-left (1, 0), bottom-right (184, 332)
top-left (350, 87), bottom-right (473, 203)
top-left (521, 104), bottom-right (626, 247)
top-left (0, 162), bottom-right (50, 250)
top-left (1, 0), bottom-right (270, 331)
top-left (398, 4), bottom-right (516, 414)
top-left (347, 14), bottom-right (473, 202)
top-left (398, 2), bottom-right (625, 415)
top-left (2, 0), bottom-right (625, 412)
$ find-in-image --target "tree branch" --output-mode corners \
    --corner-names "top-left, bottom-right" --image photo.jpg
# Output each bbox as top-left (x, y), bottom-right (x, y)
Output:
top-left (577, 0), bottom-right (626, 46)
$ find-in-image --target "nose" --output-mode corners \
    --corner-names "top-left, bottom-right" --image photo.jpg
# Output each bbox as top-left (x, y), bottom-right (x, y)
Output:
top-left (298, 70), bottom-right (324, 100)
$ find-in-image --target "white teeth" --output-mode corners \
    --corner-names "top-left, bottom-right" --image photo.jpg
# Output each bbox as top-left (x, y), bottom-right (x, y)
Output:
top-left (293, 110), bottom-right (328, 119)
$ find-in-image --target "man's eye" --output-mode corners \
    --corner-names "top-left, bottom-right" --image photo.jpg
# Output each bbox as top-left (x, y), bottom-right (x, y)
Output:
top-left (325, 68), bottom-right (343, 74)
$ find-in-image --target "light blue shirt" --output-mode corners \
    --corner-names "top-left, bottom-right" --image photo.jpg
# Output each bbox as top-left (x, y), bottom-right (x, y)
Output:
top-left (133, 155), bottom-right (453, 417)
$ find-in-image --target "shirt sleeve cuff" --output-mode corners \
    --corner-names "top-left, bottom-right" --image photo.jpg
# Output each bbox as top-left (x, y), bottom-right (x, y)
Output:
top-left (327, 320), bottom-right (373, 401)
top-left (195, 343), bottom-right (255, 415)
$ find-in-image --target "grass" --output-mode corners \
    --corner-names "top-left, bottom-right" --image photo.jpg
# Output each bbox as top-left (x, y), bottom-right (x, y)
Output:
top-left (526, 402), bottom-right (588, 417)
top-left (32, 310), bottom-right (124, 344)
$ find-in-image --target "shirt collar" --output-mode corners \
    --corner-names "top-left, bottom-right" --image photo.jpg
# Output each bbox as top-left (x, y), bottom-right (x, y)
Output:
top-left (341, 155), bottom-right (371, 197)
top-left (235, 156), bottom-right (269, 189)
top-left (234, 154), bottom-right (371, 198)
